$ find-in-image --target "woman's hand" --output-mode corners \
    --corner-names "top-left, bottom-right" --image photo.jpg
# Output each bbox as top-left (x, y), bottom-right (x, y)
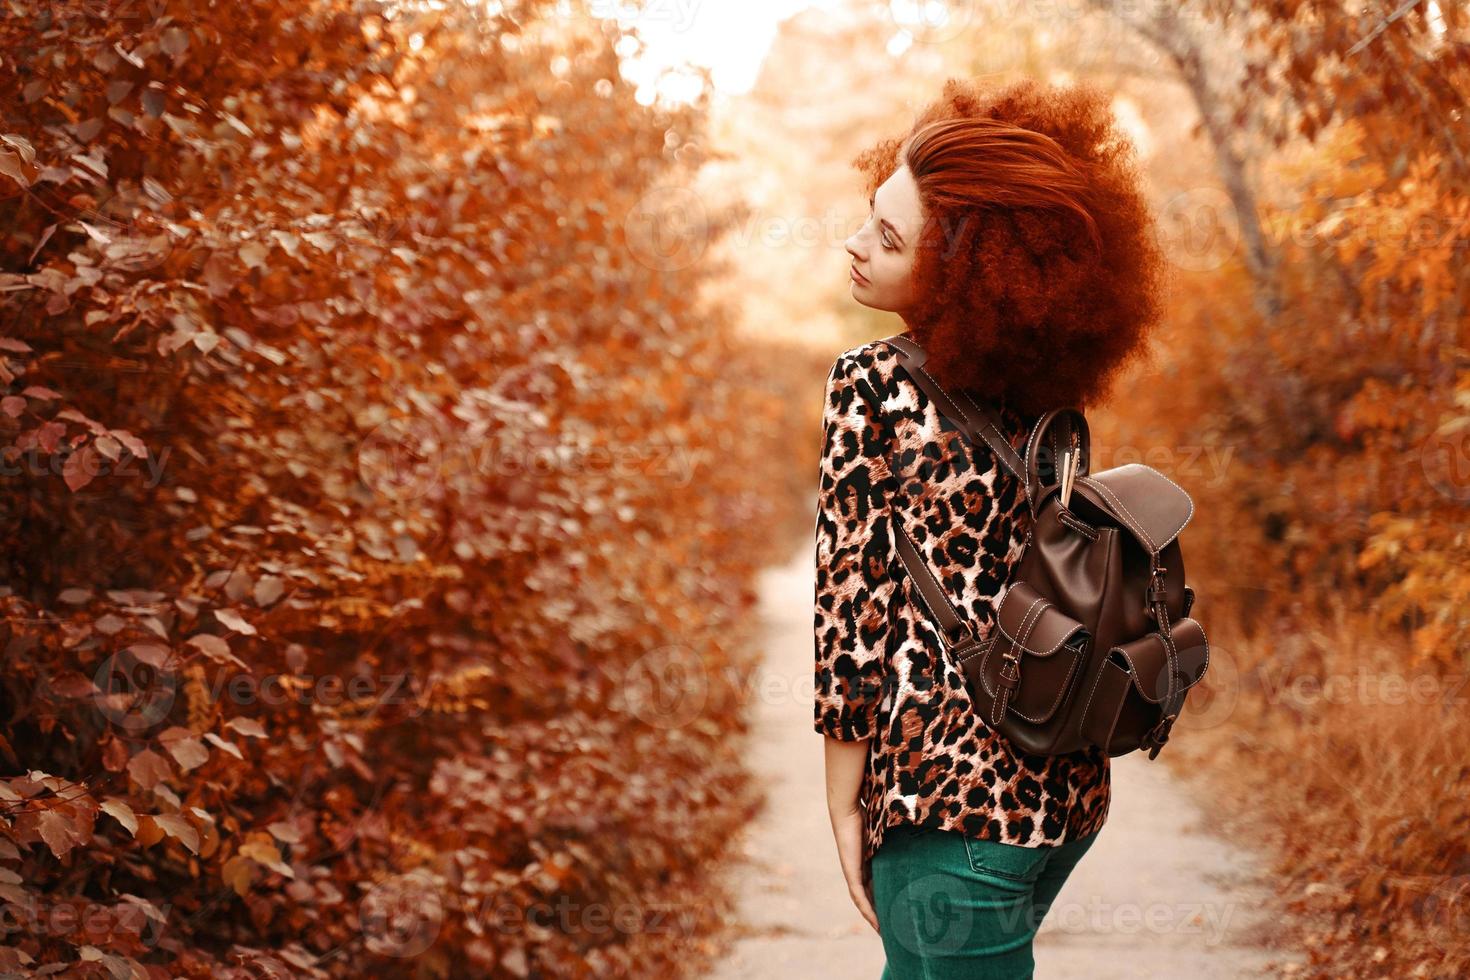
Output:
top-left (829, 801), bottom-right (879, 932)
top-left (823, 736), bottom-right (879, 933)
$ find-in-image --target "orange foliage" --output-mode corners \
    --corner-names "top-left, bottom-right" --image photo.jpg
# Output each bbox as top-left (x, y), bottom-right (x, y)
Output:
top-left (0, 1), bottom-right (787, 976)
top-left (1117, 3), bottom-right (1470, 976)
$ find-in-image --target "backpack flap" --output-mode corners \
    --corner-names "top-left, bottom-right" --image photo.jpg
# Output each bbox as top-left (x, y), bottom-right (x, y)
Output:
top-left (1079, 617), bottom-right (1209, 756)
top-left (1070, 463), bottom-right (1194, 556)
top-left (1107, 617), bottom-right (1209, 702)
top-left (977, 582), bottom-right (1091, 724)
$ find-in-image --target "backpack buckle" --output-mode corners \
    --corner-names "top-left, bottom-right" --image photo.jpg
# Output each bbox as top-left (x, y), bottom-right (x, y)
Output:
top-left (1143, 711), bottom-right (1178, 760)
top-left (1146, 566), bottom-right (1169, 604)
top-left (998, 649), bottom-right (1021, 685)
top-left (945, 621), bottom-right (976, 648)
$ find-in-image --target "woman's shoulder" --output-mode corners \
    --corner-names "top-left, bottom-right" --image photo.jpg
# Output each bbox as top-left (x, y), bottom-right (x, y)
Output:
top-left (825, 335), bottom-right (913, 417)
top-left (833, 334), bottom-right (1030, 433)
top-left (830, 335), bottom-right (904, 378)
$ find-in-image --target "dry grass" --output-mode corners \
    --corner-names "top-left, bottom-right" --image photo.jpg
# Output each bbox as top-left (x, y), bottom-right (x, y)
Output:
top-left (1164, 596), bottom-right (1470, 978)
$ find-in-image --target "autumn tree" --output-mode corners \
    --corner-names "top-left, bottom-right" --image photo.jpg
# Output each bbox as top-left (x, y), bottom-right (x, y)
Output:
top-left (0, 0), bottom-right (777, 975)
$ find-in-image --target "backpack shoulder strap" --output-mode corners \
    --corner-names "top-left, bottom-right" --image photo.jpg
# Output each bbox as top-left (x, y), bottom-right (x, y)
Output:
top-left (875, 333), bottom-right (1029, 486)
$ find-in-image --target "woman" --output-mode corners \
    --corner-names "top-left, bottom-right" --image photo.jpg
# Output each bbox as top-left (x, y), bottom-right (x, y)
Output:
top-left (814, 76), bottom-right (1166, 978)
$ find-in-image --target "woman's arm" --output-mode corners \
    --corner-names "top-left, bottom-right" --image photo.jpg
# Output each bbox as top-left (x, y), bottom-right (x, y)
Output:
top-left (813, 351), bottom-right (895, 934)
top-left (825, 734), bottom-right (879, 932)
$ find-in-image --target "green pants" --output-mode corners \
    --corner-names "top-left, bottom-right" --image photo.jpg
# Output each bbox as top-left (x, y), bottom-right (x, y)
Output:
top-left (870, 823), bottom-right (1101, 979)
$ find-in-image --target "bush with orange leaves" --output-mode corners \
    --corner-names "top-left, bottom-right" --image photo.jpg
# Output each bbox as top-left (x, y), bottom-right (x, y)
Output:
top-left (0, 1), bottom-right (778, 976)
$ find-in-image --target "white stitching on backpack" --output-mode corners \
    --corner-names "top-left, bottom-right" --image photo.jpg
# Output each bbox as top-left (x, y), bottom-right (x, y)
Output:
top-left (1148, 468), bottom-right (1196, 549)
top-left (979, 595), bottom-right (1046, 699)
top-left (1077, 476), bottom-right (1155, 553)
top-left (1079, 653), bottom-right (1116, 742)
top-left (959, 389), bottom-right (1025, 476)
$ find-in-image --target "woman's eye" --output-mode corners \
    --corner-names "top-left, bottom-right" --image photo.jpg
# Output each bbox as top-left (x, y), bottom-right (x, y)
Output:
top-left (868, 205), bottom-right (894, 249)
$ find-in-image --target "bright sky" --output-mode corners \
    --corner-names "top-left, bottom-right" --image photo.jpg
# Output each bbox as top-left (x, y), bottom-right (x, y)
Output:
top-left (604, 0), bottom-right (843, 104)
top-left (603, 0), bottom-right (1154, 152)
top-left (605, 1), bottom-right (1085, 105)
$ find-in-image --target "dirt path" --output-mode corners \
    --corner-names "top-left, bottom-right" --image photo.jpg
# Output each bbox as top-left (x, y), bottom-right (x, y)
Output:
top-left (709, 543), bottom-right (1306, 979)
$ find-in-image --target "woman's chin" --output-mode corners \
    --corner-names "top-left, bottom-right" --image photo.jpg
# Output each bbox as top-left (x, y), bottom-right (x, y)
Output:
top-left (849, 287), bottom-right (895, 313)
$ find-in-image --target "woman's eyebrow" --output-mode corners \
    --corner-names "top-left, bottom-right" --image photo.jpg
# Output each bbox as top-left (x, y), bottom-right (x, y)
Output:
top-left (868, 194), bottom-right (905, 246)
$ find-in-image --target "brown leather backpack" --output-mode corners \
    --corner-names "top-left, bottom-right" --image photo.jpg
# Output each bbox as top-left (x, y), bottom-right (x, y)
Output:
top-left (876, 333), bottom-right (1209, 759)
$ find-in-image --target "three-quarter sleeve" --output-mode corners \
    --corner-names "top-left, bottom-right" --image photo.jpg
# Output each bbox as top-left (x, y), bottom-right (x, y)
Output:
top-left (813, 352), bottom-right (899, 742)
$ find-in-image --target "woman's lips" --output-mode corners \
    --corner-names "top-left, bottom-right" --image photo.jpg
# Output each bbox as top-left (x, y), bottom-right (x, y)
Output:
top-left (850, 265), bottom-right (870, 285)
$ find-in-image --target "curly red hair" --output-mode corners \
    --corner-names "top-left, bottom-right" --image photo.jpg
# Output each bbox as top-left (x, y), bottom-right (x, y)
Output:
top-left (853, 77), bottom-right (1167, 413)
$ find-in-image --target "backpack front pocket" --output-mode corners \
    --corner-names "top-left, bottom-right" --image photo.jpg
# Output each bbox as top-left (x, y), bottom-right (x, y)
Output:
top-left (967, 581), bottom-right (1090, 725)
top-left (1078, 617), bottom-right (1209, 755)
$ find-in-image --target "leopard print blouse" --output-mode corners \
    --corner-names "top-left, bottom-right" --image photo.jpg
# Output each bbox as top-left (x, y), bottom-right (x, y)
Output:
top-left (812, 335), bottom-right (1110, 891)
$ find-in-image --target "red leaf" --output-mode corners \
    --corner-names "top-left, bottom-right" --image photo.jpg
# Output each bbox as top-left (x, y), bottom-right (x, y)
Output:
top-left (126, 643), bottom-right (173, 669)
top-left (213, 609), bottom-right (257, 636)
top-left (153, 813), bottom-right (200, 854)
top-left (126, 749), bottom-right (172, 791)
top-left (187, 633), bottom-right (247, 669)
top-left (37, 810), bottom-right (86, 860)
top-left (63, 445), bottom-right (100, 491)
top-left (20, 385), bottom-right (60, 400)
top-left (49, 672), bottom-right (99, 699)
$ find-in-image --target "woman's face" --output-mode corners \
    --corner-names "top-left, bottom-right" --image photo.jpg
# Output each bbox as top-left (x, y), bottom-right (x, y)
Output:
top-left (845, 164), bottom-right (923, 315)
